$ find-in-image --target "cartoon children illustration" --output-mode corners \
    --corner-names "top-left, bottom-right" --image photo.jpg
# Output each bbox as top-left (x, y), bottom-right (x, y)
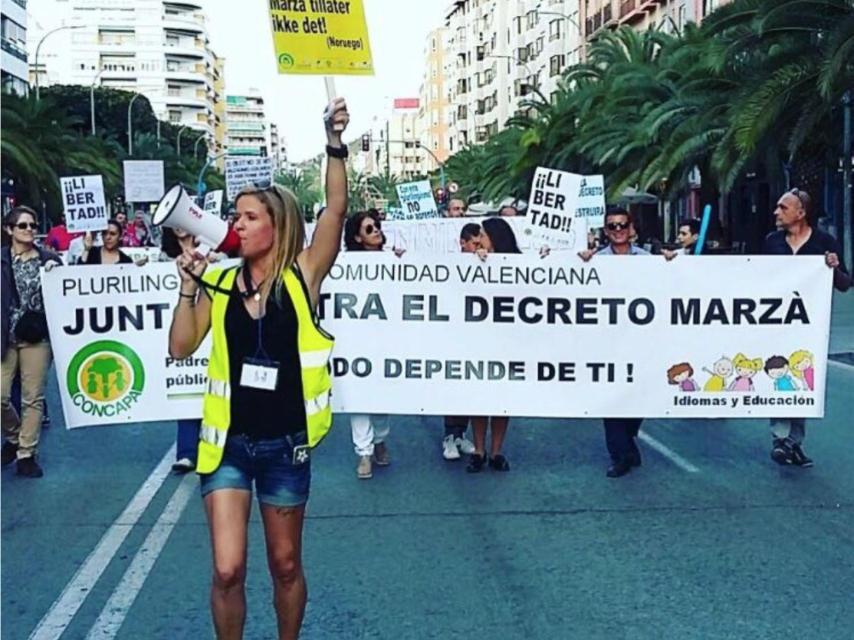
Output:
top-left (789, 349), bottom-right (815, 391)
top-left (667, 363), bottom-right (698, 391)
top-left (727, 353), bottom-right (763, 391)
top-left (765, 355), bottom-right (797, 391)
top-left (702, 356), bottom-right (733, 391)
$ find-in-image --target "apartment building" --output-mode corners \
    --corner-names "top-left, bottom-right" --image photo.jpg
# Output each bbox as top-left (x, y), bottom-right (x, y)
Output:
top-left (29, 0), bottom-right (223, 143)
top-left (1, 0), bottom-right (28, 95)
top-left (444, 0), bottom-right (583, 154)
top-left (269, 122), bottom-right (289, 173)
top-left (581, 0), bottom-right (731, 40)
top-left (417, 26), bottom-right (452, 171)
top-left (225, 93), bottom-right (267, 157)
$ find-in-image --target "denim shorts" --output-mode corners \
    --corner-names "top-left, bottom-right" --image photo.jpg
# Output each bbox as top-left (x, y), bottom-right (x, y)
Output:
top-left (199, 431), bottom-right (311, 507)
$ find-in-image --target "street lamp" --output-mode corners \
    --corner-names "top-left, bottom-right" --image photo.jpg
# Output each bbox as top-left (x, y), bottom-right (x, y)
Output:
top-left (534, 2), bottom-right (583, 33)
top-left (176, 125), bottom-right (190, 158)
top-left (90, 68), bottom-right (104, 135)
top-left (196, 151), bottom-right (229, 199)
top-left (193, 132), bottom-right (207, 159)
top-left (127, 92), bottom-right (142, 156)
top-left (34, 25), bottom-right (83, 100)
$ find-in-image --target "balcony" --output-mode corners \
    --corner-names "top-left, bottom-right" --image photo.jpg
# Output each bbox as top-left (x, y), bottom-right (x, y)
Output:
top-left (619, 0), bottom-right (657, 25)
top-left (165, 95), bottom-right (207, 109)
top-left (165, 68), bottom-right (205, 83)
top-left (1, 38), bottom-right (27, 63)
top-left (162, 15), bottom-right (204, 34)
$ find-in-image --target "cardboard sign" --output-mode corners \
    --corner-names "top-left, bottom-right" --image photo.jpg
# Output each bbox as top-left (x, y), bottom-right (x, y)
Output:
top-left (268, 0), bottom-right (374, 75)
top-left (204, 190), bottom-right (224, 215)
top-left (61, 175), bottom-right (108, 233)
top-left (225, 157), bottom-right (274, 200)
top-left (575, 174), bottom-right (606, 228)
top-left (123, 161), bottom-right (165, 203)
top-left (525, 167), bottom-right (583, 250)
top-left (393, 180), bottom-right (440, 220)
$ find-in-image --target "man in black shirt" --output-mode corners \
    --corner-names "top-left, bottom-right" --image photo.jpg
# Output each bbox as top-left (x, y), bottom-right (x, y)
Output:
top-left (763, 188), bottom-right (850, 467)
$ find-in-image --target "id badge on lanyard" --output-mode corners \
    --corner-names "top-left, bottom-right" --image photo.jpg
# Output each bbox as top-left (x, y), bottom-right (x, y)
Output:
top-left (239, 312), bottom-right (279, 391)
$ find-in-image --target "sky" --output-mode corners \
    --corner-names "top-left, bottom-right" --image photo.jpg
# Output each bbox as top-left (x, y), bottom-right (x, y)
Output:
top-left (28, 0), bottom-right (450, 162)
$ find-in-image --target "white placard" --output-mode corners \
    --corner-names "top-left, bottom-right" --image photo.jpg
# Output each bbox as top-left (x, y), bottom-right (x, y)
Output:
top-left (204, 190), bottom-right (224, 215)
top-left (525, 167), bottom-right (583, 250)
top-left (225, 157), bottom-right (273, 200)
top-left (61, 175), bottom-right (108, 233)
top-left (123, 161), bottom-right (165, 203)
top-left (393, 180), bottom-right (439, 220)
top-left (42, 256), bottom-right (832, 427)
top-left (575, 174), bottom-right (606, 228)
top-left (306, 216), bottom-right (584, 253)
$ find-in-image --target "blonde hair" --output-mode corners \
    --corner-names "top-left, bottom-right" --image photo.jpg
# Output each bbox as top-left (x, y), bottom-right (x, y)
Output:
top-left (732, 353), bottom-right (762, 372)
top-left (789, 350), bottom-right (814, 379)
top-left (234, 184), bottom-right (305, 304)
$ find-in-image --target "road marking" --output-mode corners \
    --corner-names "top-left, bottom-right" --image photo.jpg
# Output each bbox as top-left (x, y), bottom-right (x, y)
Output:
top-left (85, 472), bottom-right (196, 640)
top-left (638, 431), bottom-right (700, 473)
top-left (28, 444), bottom-right (177, 640)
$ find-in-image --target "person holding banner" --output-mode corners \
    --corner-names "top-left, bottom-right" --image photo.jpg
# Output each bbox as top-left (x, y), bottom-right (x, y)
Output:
top-left (343, 209), bottom-right (400, 478)
top-left (1, 206), bottom-right (63, 478)
top-left (80, 220), bottom-right (134, 265)
top-left (579, 208), bottom-right (651, 478)
top-left (168, 97), bottom-right (349, 640)
top-left (763, 188), bottom-right (850, 468)
top-left (468, 217), bottom-right (521, 472)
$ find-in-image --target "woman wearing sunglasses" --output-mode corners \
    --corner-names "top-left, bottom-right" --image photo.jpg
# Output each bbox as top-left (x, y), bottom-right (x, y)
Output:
top-left (80, 219), bottom-right (134, 265)
top-left (1, 206), bottom-right (63, 478)
top-left (168, 98), bottom-right (349, 639)
top-left (469, 217), bottom-right (521, 473)
top-left (343, 209), bottom-right (403, 479)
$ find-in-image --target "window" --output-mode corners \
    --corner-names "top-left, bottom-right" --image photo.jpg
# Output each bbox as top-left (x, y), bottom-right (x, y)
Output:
top-left (549, 19), bottom-right (561, 41)
top-left (526, 10), bottom-right (538, 29)
top-left (517, 47), bottom-right (528, 63)
top-left (169, 110), bottom-right (182, 123)
top-left (549, 54), bottom-right (565, 77)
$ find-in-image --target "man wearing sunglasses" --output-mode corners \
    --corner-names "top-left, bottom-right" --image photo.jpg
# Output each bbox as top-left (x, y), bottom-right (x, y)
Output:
top-left (578, 208), bottom-right (652, 477)
top-left (763, 188), bottom-right (850, 468)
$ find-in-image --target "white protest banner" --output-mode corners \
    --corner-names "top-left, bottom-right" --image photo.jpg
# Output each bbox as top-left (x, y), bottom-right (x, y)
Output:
top-left (204, 190), bottom-right (224, 215)
top-left (305, 216), bottom-right (564, 253)
top-left (61, 175), bottom-right (108, 233)
top-left (225, 157), bottom-right (273, 200)
top-left (575, 174), bottom-right (606, 228)
top-left (320, 254), bottom-right (831, 418)
top-left (42, 256), bottom-right (832, 427)
top-left (123, 160), bottom-right (165, 203)
top-left (525, 167), bottom-right (584, 250)
top-left (42, 263), bottom-right (209, 428)
top-left (393, 180), bottom-right (439, 220)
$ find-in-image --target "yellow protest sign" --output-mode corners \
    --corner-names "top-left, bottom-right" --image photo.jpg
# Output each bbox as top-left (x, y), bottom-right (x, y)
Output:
top-left (268, 0), bottom-right (374, 76)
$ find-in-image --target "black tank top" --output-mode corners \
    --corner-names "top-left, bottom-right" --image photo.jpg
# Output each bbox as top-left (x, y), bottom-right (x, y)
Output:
top-left (225, 275), bottom-right (306, 438)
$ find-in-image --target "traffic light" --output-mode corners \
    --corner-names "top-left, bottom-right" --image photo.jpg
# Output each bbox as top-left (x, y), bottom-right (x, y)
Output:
top-left (361, 134), bottom-right (370, 152)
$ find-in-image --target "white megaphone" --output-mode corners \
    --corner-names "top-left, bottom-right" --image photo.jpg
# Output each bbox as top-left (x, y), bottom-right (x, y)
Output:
top-left (152, 184), bottom-right (240, 255)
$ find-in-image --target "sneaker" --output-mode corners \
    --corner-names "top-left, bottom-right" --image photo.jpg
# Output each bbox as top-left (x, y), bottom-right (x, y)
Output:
top-left (356, 455), bottom-right (373, 479)
top-left (791, 444), bottom-right (814, 468)
top-left (771, 439), bottom-right (794, 465)
top-left (455, 436), bottom-right (476, 455)
top-left (466, 453), bottom-right (488, 473)
top-left (488, 454), bottom-right (510, 472)
top-left (171, 457), bottom-right (195, 473)
top-left (16, 457), bottom-right (43, 478)
top-left (442, 435), bottom-right (461, 460)
top-left (1, 441), bottom-right (18, 467)
top-left (373, 442), bottom-right (390, 466)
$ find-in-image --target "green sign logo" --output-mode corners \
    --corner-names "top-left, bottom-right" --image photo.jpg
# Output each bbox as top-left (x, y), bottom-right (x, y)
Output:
top-left (278, 52), bottom-right (294, 67)
top-left (67, 340), bottom-right (145, 418)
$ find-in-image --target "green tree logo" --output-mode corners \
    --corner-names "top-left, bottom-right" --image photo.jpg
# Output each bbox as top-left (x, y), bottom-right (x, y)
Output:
top-left (67, 341), bottom-right (145, 404)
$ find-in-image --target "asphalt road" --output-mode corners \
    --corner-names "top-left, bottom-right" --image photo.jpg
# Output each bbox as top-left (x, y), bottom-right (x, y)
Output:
top-left (2, 293), bottom-right (853, 640)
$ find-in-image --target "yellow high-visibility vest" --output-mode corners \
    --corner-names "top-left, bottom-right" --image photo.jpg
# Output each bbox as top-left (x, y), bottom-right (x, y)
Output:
top-left (196, 265), bottom-right (334, 474)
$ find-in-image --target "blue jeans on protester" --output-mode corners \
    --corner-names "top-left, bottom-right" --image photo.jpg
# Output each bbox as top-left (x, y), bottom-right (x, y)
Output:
top-left (176, 419), bottom-right (201, 463)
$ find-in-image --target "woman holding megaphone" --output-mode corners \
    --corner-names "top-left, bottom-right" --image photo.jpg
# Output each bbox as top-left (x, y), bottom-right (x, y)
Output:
top-left (168, 98), bottom-right (349, 640)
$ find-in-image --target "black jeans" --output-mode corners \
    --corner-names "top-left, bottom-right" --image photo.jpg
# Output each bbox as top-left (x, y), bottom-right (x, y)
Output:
top-left (603, 418), bottom-right (643, 463)
top-left (444, 416), bottom-right (469, 439)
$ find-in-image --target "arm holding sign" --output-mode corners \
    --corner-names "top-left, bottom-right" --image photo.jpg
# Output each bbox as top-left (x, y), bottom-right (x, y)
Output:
top-left (298, 98), bottom-right (350, 304)
top-left (169, 247), bottom-right (212, 359)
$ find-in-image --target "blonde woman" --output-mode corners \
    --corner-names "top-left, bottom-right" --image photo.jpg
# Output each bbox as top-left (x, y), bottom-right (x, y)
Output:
top-left (728, 354), bottom-right (762, 392)
top-left (789, 350), bottom-right (815, 391)
top-left (169, 99), bottom-right (349, 640)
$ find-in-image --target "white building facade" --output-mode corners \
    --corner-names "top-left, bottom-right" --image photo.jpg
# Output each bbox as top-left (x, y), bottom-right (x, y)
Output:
top-left (444, 0), bottom-right (583, 153)
top-left (29, 0), bottom-right (221, 139)
top-left (1, 0), bottom-right (28, 95)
